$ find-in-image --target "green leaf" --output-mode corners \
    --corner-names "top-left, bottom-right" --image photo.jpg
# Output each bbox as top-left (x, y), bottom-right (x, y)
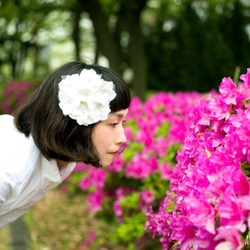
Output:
top-left (115, 213), bottom-right (147, 242)
top-left (156, 121), bottom-right (170, 138)
top-left (123, 142), bottom-right (144, 161)
top-left (120, 193), bottom-right (140, 210)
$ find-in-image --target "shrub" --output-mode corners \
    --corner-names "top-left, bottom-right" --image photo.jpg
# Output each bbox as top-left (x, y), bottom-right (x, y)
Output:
top-left (64, 91), bottom-right (203, 249)
top-left (0, 80), bottom-right (33, 114)
top-left (146, 68), bottom-right (250, 249)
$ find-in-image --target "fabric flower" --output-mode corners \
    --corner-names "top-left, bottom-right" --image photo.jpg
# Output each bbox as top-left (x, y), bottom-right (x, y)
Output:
top-left (58, 69), bottom-right (116, 126)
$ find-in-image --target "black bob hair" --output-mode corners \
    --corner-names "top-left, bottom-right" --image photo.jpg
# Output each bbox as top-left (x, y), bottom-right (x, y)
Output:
top-left (14, 61), bottom-right (131, 168)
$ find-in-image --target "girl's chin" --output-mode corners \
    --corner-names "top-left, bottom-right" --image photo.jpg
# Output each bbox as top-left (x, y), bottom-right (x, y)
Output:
top-left (100, 157), bottom-right (114, 168)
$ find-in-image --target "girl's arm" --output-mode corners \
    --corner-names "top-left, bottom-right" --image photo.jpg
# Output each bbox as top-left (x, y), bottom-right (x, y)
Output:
top-left (0, 176), bottom-right (12, 207)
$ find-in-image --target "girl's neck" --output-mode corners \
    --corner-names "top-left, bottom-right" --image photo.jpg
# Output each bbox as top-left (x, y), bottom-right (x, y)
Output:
top-left (56, 159), bottom-right (69, 169)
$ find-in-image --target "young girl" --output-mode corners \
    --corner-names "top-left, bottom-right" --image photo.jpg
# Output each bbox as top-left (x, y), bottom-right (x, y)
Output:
top-left (0, 61), bottom-right (131, 229)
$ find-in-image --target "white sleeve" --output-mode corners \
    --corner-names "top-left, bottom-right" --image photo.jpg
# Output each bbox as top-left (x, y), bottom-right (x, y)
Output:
top-left (0, 175), bottom-right (12, 206)
top-left (0, 115), bottom-right (16, 206)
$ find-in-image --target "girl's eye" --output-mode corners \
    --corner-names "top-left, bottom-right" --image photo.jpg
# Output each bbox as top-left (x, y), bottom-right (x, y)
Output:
top-left (111, 123), bottom-right (118, 127)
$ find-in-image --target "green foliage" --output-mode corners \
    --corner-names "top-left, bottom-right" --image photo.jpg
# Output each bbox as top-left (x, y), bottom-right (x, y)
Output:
top-left (1, 0), bottom-right (249, 97)
top-left (165, 192), bottom-right (175, 213)
top-left (123, 142), bottom-right (144, 161)
top-left (141, 174), bottom-right (170, 203)
top-left (120, 192), bottom-right (140, 211)
top-left (115, 213), bottom-right (146, 243)
top-left (65, 172), bottom-right (89, 195)
top-left (145, 0), bottom-right (250, 92)
top-left (95, 196), bottom-right (116, 224)
top-left (160, 143), bottom-right (182, 163)
top-left (156, 120), bottom-right (170, 138)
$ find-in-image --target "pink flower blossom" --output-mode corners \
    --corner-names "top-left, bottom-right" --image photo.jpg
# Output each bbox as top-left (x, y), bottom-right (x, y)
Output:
top-left (82, 230), bottom-right (97, 247)
top-left (107, 155), bottom-right (125, 172)
top-left (125, 153), bottom-right (158, 179)
top-left (113, 187), bottom-right (134, 221)
top-left (160, 162), bottom-right (173, 179)
top-left (87, 189), bottom-right (103, 212)
top-left (79, 168), bottom-right (106, 191)
top-left (214, 227), bottom-right (244, 250)
top-left (139, 190), bottom-right (154, 213)
top-left (219, 77), bottom-right (239, 105)
top-left (146, 68), bottom-right (250, 249)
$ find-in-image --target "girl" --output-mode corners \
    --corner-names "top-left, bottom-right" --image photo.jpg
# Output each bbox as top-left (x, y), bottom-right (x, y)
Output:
top-left (0, 61), bottom-right (131, 229)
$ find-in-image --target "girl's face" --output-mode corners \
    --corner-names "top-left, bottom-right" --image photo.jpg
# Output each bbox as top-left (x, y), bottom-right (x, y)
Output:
top-left (91, 109), bottom-right (129, 167)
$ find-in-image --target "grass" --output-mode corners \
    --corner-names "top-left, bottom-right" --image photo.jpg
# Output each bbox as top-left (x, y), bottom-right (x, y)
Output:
top-left (0, 188), bottom-right (95, 250)
top-left (0, 187), bottom-right (156, 250)
top-left (0, 227), bottom-right (9, 250)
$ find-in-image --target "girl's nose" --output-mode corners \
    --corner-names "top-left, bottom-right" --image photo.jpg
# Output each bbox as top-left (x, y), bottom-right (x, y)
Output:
top-left (116, 127), bottom-right (127, 144)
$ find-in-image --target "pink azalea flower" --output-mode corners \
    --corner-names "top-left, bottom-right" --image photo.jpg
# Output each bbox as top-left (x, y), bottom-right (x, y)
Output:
top-left (169, 116), bottom-right (189, 143)
top-left (160, 162), bottom-right (173, 179)
top-left (82, 230), bottom-right (96, 247)
top-left (79, 168), bottom-right (106, 191)
top-left (219, 77), bottom-right (239, 105)
top-left (87, 189), bottom-right (103, 212)
top-left (156, 137), bottom-right (172, 157)
top-left (125, 153), bottom-right (157, 179)
top-left (215, 227), bottom-right (244, 250)
top-left (113, 187), bottom-right (134, 221)
top-left (146, 68), bottom-right (250, 249)
top-left (207, 94), bottom-right (230, 120)
top-left (218, 188), bottom-right (247, 232)
top-left (74, 162), bottom-right (92, 172)
top-left (184, 196), bottom-right (216, 234)
top-left (139, 190), bottom-right (154, 213)
top-left (240, 68), bottom-right (250, 88)
top-left (107, 156), bottom-right (126, 172)
top-left (60, 185), bottom-right (68, 194)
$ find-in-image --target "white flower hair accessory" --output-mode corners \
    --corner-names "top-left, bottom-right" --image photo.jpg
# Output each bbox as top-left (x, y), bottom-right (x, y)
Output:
top-left (58, 68), bottom-right (116, 126)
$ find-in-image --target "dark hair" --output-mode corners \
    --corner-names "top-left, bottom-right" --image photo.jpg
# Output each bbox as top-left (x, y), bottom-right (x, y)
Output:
top-left (14, 61), bottom-right (131, 167)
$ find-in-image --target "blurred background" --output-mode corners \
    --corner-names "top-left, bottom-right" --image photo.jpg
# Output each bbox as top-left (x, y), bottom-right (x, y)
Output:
top-left (1, 0), bottom-right (250, 101)
top-left (0, 0), bottom-right (250, 249)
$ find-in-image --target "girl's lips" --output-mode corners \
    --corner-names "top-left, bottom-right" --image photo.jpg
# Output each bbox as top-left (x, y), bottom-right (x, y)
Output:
top-left (110, 143), bottom-right (127, 156)
top-left (118, 143), bottom-right (127, 153)
top-left (108, 150), bottom-right (117, 155)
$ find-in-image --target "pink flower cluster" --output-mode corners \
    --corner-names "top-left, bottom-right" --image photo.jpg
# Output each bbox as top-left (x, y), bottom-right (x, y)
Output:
top-left (123, 92), bottom-right (203, 181)
top-left (67, 90), bottom-right (202, 228)
top-left (1, 81), bottom-right (32, 114)
top-left (146, 69), bottom-right (250, 250)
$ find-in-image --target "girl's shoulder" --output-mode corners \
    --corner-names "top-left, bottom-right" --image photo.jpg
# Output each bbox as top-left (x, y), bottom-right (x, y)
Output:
top-left (0, 114), bottom-right (38, 158)
top-left (0, 114), bottom-right (14, 122)
top-left (0, 114), bottom-right (16, 136)
top-left (0, 114), bottom-right (40, 175)
top-left (0, 114), bottom-right (14, 132)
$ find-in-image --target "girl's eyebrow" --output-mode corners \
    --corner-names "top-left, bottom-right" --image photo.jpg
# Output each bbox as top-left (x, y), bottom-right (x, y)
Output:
top-left (109, 113), bottom-right (125, 118)
top-left (109, 111), bottom-right (128, 118)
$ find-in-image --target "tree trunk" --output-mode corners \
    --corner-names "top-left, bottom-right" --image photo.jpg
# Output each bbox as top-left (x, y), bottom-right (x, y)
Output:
top-left (77, 0), bottom-right (148, 100)
top-left (8, 216), bottom-right (30, 250)
top-left (121, 0), bottom-right (148, 101)
top-left (80, 0), bottom-right (121, 74)
top-left (72, 1), bottom-right (82, 61)
top-left (127, 15), bottom-right (147, 101)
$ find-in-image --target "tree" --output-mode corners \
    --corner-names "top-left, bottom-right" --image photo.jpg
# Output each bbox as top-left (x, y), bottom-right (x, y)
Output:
top-left (119, 0), bottom-right (148, 101)
top-left (220, 0), bottom-right (250, 71)
top-left (1, 0), bottom-right (249, 98)
top-left (73, 0), bottom-right (148, 100)
top-left (144, 0), bottom-right (250, 92)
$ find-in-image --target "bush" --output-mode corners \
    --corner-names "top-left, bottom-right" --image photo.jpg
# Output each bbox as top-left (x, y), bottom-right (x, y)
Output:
top-left (146, 68), bottom-right (250, 249)
top-left (0, 80), bottom-right (34, 114)
top-left (64, 91), bottom-right (203, 249)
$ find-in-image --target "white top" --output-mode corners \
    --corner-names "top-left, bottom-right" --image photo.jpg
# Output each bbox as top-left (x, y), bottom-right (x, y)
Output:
top-left (0, 114), bottom-right (76, 229)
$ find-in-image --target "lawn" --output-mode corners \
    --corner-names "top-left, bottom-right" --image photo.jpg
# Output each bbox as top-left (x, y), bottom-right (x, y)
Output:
top-left (0, 188), bottom-right (99, 250)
